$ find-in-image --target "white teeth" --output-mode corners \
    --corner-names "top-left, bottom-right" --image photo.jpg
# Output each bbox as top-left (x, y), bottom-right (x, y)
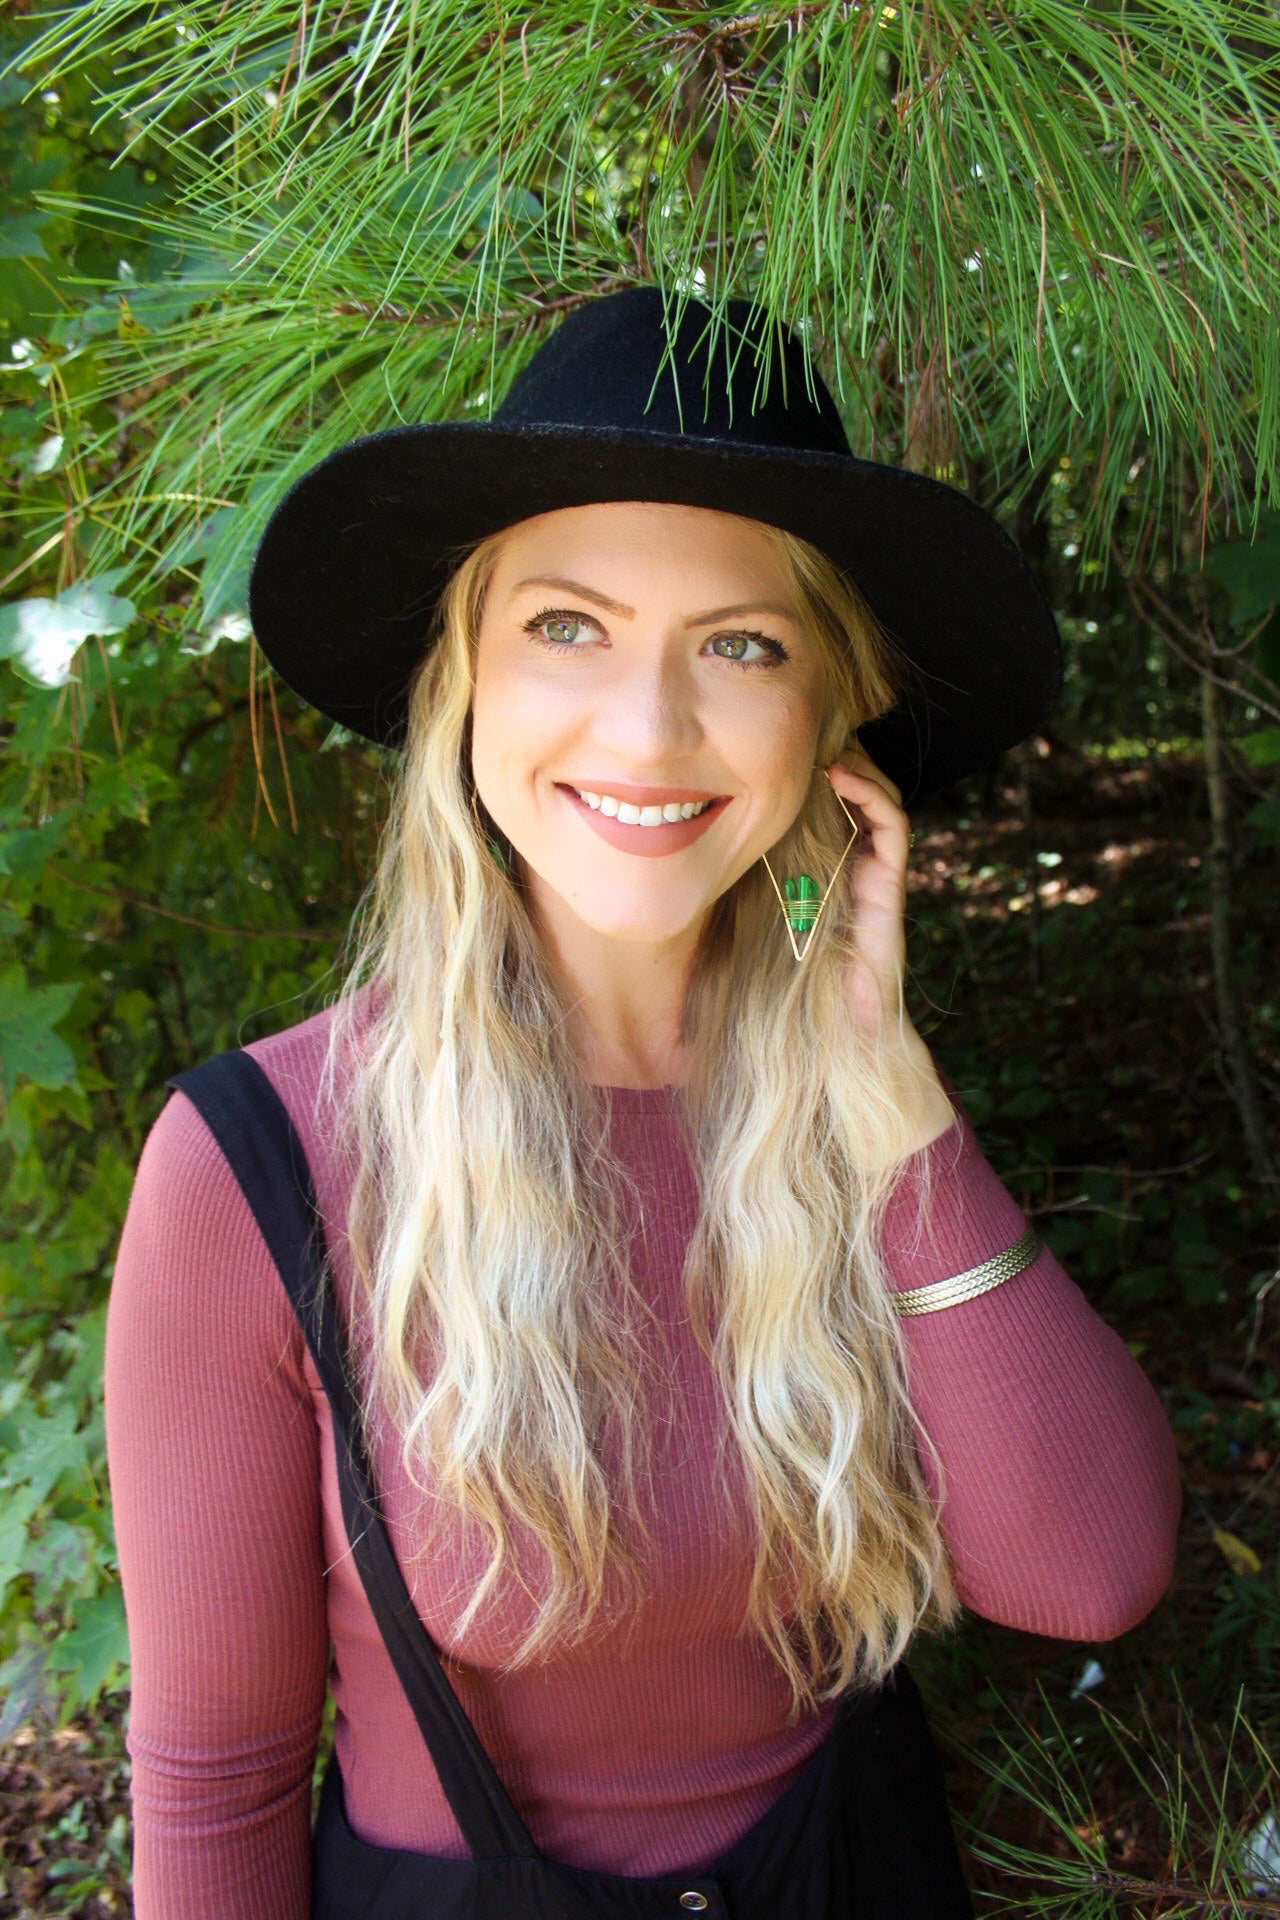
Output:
top-left (572, 788), bottom-right (714, 826)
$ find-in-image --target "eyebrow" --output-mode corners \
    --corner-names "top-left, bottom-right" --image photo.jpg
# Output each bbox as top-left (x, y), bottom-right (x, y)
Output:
top-left (511, 575), bottom-right (800, 627)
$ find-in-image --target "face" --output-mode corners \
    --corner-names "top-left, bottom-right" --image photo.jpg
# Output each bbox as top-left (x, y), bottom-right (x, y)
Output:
top-left (470, 500), bottom-right (828, 949)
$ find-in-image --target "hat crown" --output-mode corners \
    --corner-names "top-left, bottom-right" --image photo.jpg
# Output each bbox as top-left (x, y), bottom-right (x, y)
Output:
top-left (494, 286), bottom-right (852, 458)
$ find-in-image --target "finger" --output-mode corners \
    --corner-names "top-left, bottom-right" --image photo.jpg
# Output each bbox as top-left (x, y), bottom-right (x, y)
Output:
top-left (833, 743), bottom-right (903, 800)
top-left (824, 763), bottom-right (908, 831)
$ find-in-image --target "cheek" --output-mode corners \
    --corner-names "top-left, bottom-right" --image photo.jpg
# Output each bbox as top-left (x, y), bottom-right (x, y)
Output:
top-left (472, 645), bottom-right (544, 767)
top-left (473, 641), bottom-right (584, 742)
top-left (722, 687), bottom-right (820, 785)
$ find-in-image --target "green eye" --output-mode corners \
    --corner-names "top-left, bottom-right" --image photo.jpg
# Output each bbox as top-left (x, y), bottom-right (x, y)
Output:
top-left (702, 629), bottom-right (790, 668)
top-left (522, 606), bottom-right (790, 671)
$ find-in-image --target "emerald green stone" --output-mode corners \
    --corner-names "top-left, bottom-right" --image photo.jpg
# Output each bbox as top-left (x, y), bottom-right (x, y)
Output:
top-left (783, 873), bottom-right (819, 932)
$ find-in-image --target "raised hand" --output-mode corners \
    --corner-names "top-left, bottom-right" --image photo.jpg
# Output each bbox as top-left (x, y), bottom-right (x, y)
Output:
top-left (822, 745), bottom-right (912, 1041)
top-left (823, 746), bottom-right (954, 1151)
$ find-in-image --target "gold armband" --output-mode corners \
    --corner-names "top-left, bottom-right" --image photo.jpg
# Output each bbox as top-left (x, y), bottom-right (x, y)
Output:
top-left (891, 1222), bottom-right (1043, 1316)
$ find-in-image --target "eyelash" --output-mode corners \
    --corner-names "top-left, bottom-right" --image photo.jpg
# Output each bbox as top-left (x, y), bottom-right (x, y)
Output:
top-left (520, 605), bottom-right (790, 671)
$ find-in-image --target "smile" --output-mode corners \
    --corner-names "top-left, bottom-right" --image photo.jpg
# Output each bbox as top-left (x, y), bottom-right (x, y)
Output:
top-left (555, 784), bottom-right (731, 857)
top-left (572, 787), bottom-right (716, 824)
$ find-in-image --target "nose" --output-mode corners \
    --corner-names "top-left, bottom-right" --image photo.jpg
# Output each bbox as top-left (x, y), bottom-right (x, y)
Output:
top-left (587, 646), bottom-right (706, 764)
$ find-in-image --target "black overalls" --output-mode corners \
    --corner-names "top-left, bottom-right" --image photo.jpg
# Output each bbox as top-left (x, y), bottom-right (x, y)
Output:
top-left (167, 1048), bottom-right (976, 1920)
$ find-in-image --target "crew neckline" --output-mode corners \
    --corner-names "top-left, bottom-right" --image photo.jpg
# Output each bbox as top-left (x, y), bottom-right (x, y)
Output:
top-left (594, 1083), bottom-right (682, 1110)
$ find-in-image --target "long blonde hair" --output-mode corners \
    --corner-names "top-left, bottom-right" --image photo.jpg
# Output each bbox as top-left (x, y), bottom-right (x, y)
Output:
top-left (319, 514), bottom-right (965, 1720)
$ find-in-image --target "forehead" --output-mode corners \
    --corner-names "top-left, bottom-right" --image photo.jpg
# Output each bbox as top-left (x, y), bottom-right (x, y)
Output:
top-left (490, 501), bottom-right (789, 592)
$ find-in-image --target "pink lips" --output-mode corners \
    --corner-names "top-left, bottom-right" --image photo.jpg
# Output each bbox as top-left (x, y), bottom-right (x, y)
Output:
top-left (556, 784), bottom-right (730, 857)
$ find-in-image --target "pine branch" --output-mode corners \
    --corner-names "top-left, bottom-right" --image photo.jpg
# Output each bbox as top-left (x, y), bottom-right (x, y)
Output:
top-left (5, 0), bottom-right (1279, 609)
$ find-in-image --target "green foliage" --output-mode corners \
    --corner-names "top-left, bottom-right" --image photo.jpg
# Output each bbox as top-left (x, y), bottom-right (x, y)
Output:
top-left (0, 571), bottom-right (136, 691)
top-left (0, 1308), bottom-right (125, 1737)
top-left (4, 0), bottom-right (1280, 622)
top-left (1201, 505), bottom-right (1280, 770)
top-left (954, 1674), bottom-right (1280, 1917)
top-left (0, 17), bottom-right (385, 1752)
top-left (1203, 1543), bottom-right (1280, 1698)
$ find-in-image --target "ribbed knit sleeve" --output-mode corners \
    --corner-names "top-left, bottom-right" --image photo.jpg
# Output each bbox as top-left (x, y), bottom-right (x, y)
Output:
top-left (104, 1087), bottom-right (329, 1920)
top-left (880, 1066), bottom-right (1182, 1641)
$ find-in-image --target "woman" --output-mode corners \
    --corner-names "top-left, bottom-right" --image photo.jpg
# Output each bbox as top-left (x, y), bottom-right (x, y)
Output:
top-left (105, 287), bottom-right (1182, 1918)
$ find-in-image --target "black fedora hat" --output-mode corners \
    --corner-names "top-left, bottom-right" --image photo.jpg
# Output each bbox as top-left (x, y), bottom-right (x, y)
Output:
top-left (246, 284), bottom-right (1062, 806)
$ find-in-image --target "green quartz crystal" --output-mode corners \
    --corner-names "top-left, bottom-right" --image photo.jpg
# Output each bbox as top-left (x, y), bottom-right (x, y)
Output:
top-left (783, 873), bottom-right (819, 933)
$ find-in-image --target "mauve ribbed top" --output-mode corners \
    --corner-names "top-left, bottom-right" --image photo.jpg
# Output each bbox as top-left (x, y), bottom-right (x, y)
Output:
top-left (104, 998), bottom-right (1182, 1917)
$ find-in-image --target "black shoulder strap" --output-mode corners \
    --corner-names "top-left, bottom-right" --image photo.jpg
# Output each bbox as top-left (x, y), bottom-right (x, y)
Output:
top-left (164, 1047), bottom-right (540, 1862)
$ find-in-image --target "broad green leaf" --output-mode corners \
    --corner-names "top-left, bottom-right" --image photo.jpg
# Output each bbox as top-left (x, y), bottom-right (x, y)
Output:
top-left (0, 1640), bottom-right (58, 1743)
top-left (45, 1585), bottom-right (130, 1705)
top-left (0, 972), bottom-right (82, 1096)
top-left (26, 1518), bottom-right (93, 1608)
top-left (0, 404), bottom-right (44, 442)
top-left (1239, 728), bottom-right (1280, 768)
top-left (1201, 510), bottom-right (1280, 625)
top-left (4, 1401), bottom-right (90, 1505)
top-left (0, 576), bottom-right (137, 688)
top-left (0, 1483), bottom-right (40, 1611)
top-left (0, 212), bottom-right (53, 259)
top-left (1243, 795), bottom-right (1280, 844)
top-left (0, 809), bottom-right (72, 879)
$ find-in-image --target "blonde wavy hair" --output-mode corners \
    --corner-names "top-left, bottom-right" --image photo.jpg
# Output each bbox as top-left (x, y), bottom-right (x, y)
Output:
top-left (318, 513), bottom-right (965, 1721)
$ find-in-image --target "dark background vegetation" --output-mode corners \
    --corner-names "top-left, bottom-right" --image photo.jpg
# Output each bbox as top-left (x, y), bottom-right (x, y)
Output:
top-left (1, 3), bottom-right (1277, 1912)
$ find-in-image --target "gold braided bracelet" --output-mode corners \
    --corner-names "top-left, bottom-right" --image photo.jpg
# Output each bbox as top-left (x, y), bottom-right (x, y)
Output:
top-left (891, 1222), bottom-right (1043, 1316)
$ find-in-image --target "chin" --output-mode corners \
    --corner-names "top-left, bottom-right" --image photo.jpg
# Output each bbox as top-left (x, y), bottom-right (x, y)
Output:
top-left (544, 882), bottom-right (706, 943)
top-left (575, 908), bottom-right (704, 942)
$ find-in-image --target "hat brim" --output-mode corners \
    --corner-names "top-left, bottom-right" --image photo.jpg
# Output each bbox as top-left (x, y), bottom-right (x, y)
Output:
top-left (246, 421), bottom-right (1063, 805)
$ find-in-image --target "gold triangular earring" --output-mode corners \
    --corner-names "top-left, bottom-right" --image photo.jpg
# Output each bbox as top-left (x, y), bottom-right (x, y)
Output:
top-left (760, 785), bottom-right (861, 964)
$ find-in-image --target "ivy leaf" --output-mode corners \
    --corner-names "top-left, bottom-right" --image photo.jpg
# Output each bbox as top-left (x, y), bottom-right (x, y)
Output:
top-left (0, 1485), bottom-right (41, 1612)
top-left (45, 1586), bottom-right (130, 1708)
top-left (1239, 727), bottom-right (1280, 769)
top-left (0, 1640), bottom-right (58, 1744)
top-left (0, 212), bottom-right (53, 260)
top-left (1200, 510), bottom-right (1280, 626)
top-left (1244, 794), bottom-right (1280, 845)
top-left (3, 1402), bottom-right (90, 1506)
top-left (26, 1519), bottom-right (93, 1610)
top-left (0, 971), bottom-right (81, 1097)
top-left (0, 808), bottom-right (73, 880)
top-left (0, 574), bottom-right (137, 688)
